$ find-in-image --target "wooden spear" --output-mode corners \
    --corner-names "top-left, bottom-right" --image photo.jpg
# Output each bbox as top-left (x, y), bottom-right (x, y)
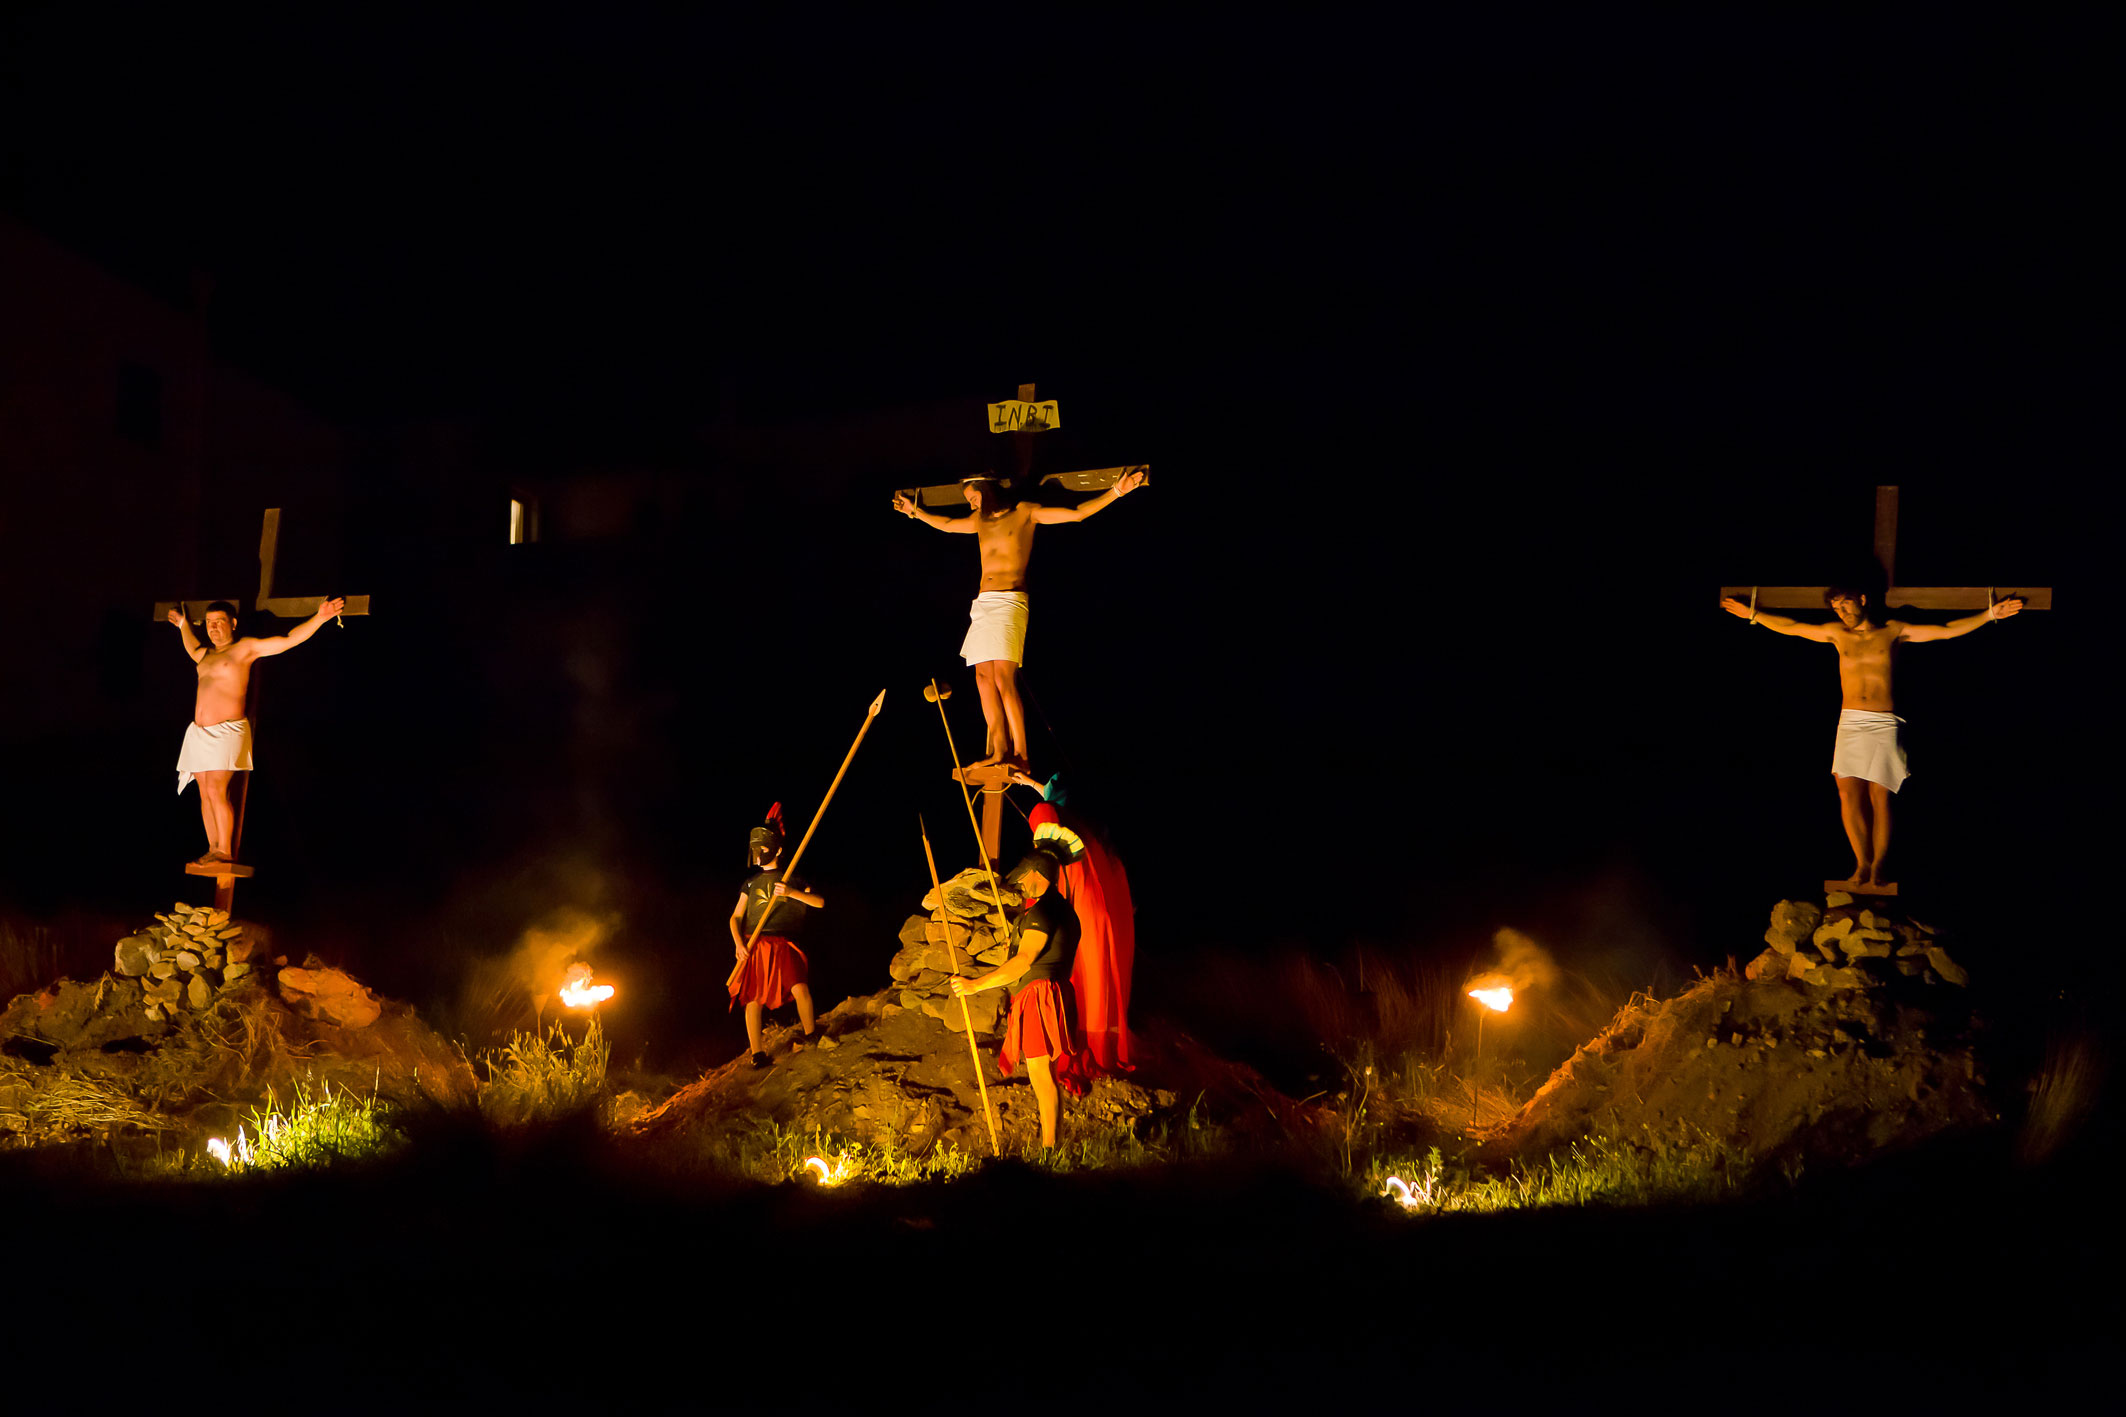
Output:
top-left (924, 678), bottom-right (1018, 954)
top-left (726, 689), bottom-right (886, 989)
top-left (923, 814), bottom-right (1001, 1156)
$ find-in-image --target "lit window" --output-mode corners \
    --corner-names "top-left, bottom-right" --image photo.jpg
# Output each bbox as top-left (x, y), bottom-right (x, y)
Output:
top-left (509, 498), bottom-right (526, 544)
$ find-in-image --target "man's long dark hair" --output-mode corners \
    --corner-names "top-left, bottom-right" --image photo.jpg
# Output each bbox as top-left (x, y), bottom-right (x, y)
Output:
top-left (963, 476), bottom-right (1017, 517)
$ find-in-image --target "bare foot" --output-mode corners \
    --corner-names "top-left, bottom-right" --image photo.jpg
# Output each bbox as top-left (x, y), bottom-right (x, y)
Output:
top-left (966, 751), bottom-right (1004, 771)
top-left (193, 851), bottom-right (234, 866)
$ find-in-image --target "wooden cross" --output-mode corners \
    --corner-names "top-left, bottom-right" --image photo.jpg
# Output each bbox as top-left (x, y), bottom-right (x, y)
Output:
top-left (152, 507), bottom-right (372, 911)
top-left (927, 384), bottom-right (1153, 862)
top-left (1719, 483), bottom-right (2053, 897)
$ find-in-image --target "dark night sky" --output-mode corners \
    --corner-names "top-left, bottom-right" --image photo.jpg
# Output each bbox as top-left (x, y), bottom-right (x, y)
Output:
top-left (1, 11), bottom-right (2112, 1062)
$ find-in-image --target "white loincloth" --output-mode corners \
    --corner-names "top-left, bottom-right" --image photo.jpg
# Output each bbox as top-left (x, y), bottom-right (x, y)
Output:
top-left (1830, 709), bottom-right (1908, 793)
top-left (176, 718), bottom-right (254, 795)
top-left (960, 591), bottom-right (1029, 667)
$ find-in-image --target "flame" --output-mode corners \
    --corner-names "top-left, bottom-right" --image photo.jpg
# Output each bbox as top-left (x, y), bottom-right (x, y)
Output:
top-left (207, 1137), bottom-right (233, 1167)
top-left (559, 962), bottom-right (615, 1009)
top-left (1468, 985), bottom-right (1513, 1013)
top-left (1382, 1176), bottom-right (1421, 1209)
top-left (802, 1154), bottom-right (854, 1187)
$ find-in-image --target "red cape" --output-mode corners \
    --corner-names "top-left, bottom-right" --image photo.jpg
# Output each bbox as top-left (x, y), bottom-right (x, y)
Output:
top-left (1031, 801), bottom-right (1135, 1075)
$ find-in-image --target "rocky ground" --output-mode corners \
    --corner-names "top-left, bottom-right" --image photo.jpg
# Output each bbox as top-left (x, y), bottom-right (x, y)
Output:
top-left (0, 904), bottom-right (473, 1149)
top-left (1483, 892), bottom-right (1992, 1168)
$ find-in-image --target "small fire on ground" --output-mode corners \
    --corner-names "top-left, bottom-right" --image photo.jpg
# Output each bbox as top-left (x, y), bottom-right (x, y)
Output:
top-left (560, 963), bottom-right (614, 1009)
top-left (802, 1154), bottom-right (854, 1187)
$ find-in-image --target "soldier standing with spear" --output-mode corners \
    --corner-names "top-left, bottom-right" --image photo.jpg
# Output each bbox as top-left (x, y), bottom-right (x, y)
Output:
top-left (726, 690), bottom-right (885, 1068)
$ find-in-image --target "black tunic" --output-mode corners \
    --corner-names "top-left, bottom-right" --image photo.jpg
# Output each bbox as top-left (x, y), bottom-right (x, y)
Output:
top-left (740, 868), bottom-right (810, 939)
top-left (1016, 892), bottom-right (1080, 985)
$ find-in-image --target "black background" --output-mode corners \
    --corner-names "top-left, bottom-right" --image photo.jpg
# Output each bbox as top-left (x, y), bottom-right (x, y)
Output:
top-left (0, 10), bottom-right (2110, 1071)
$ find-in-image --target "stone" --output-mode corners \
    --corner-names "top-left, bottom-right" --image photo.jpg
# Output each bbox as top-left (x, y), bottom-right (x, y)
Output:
top-left (1812, 918), bottom-right (1854, 949)
top-left (1858, 909), bottom-right (1886, 931)
top-left (223, 961), bottom-right (253, 983)
top-left (224, 938), bottom-right (256, 965)
top-left (1816, 967), bottom-right (1868, 990)
top-left (924, 918), bottom-right (975, 955)
top-left (898, 914), bottom-right (931, 950)
top-left (143, 1004), bottom-right (165, 1022)
top-left (186, 975), bottom-right (213, 1010)
top-left (1763, 901), bottom-right (1822, 955)
top-left (1923, 947), bottom-right (1969, 988)
top-left (887, 947), bottom-right (921, 984)
top-left (1744, 947), bottom-right (1784, 980)
top-left (974, 943), bottom-right (1011, 966)
top-left (1786, 952), bottom-right (1819, 981)
top-left (114, 935), bottom-right (156, 977)
top-left (1825, 890), bottom-right (1854, 908)
top-left (276, 966), bottom-right (384, 1028)
top-left (175, 950), bottom-right (202, 971)
top-left (150, 961), bottom-right (177, 981)
top-left (1895, 959), bottom-right (1924, 976)
top-left (940, 987), bottom-right (1002, 1034)
top-left (1846, 938), bottom-right (1894, 959)
top-left (204, 949), bottom-right (224, 968)
top-left (899, 988), bottom-right (925, 1013)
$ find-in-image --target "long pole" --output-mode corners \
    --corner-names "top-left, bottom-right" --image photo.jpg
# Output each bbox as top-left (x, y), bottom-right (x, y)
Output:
top-left (726, 690), bottom-right (886, 989)
top-left (927, 678), bottom-right (1017, 953)
top-left (923, 815), bottom-right (1000, 1156)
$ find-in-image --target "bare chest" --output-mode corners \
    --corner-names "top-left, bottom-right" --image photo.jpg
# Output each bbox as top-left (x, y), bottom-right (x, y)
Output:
top-left (1833, 629), bottom-right (1896, 670)
top-left (197, 647), bottom-right (248, 687)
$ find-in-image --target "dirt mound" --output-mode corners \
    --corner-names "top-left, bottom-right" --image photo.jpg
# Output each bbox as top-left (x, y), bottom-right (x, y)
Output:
top-left (1485, 894), bottom-right (1994, 1169)
top-left (629, 988), bottom-right (1322, 1160)
top-left (1, 933), bottom-right (475, 1147)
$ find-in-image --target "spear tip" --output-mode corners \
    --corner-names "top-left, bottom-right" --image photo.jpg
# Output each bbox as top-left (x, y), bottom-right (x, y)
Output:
top-left (869, 688), bottom-right (886, 715)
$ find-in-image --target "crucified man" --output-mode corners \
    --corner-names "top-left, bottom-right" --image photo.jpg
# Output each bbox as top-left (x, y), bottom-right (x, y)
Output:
top-left (168, 597), bottom-right (344, 864)
top-left (1721, 584), bottom-right (2022, 889)
top-left (891, 469), bottom-right (1145, 769)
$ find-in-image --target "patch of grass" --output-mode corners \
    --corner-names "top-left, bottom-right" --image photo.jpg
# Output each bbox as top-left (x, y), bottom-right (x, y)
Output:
top-left (1368, 1127), bottom-right (1755, 1214)
top-left (202, 1081), bottom-right (408, 1173)
top-left (478, 1018), bottom-right (610, 1125)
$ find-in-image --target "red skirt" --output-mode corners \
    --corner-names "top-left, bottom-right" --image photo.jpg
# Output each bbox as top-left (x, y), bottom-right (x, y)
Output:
top-left (728, 935), bottom-right (809, 1010)
top-left (998, 979), bottom-right (1088, 1097)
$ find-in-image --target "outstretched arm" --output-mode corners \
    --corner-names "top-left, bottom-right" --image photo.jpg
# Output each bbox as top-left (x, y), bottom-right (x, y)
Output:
top-left (247, 598), bottom-right (346, 657)
top-left (1897, 598), bottom-right (2023, 643)
top-left (1720, 598), bottom-right (1833, 641)
top-left (1032, 468), bottom-right (1146, 524)
top-left (892, 491), bottom-right (979, 532)
top-left (166, 609), bottom-right (206, 662)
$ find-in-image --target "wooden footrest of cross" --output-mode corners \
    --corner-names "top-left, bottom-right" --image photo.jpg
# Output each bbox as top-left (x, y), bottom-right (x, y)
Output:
top-left (184, 861), bottom-right (256, 879)
top-left (951, 763), bottom-right (1019, 792)
top-left (1825, 879), bottom-right (1897, 897)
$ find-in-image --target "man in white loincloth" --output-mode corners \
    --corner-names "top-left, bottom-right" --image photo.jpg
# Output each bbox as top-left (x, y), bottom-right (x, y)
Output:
top-left (1721, 582), bottom-right (2022, 889)
top-left (168, 597), bottom-right (344, 864)
top-left (891, 468), bottom-right (1145, 769)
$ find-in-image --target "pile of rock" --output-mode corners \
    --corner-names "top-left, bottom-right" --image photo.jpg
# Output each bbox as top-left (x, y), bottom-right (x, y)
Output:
top-left (1745, 891), bottom-right (1971, 990)
top-left (886, 867), bottom-right (1024, 1035)
top-left (111, 903), bottom-right (260, 1019)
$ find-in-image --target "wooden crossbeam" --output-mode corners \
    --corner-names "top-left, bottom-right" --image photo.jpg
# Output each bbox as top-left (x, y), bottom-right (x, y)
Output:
top-left (908, 464), bottom-right (1152, 510)
top-left (154, 594), bottom-right (372, 623)
top-left (1721, 586), bottom-right (2052, 611)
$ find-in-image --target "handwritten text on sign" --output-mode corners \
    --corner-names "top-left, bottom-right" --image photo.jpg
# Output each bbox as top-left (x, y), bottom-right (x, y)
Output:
top-left (986, 400), bottom-right (1061, 434)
